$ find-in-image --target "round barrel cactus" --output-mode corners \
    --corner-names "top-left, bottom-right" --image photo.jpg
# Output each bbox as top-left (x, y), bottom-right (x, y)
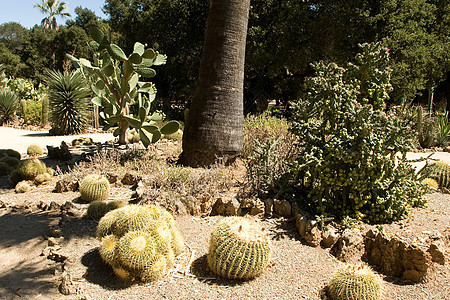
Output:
top-left (207, 216), bottom-right (272, 280)
top-left (328, 264), bottom-right (382, 300)
top-left (79, 174), bottom-right (110, 202)
top-left (18, 158), bottom-right (47, 180)
top-left (97, 204), bottom-right (184, 282)
top-left (27, 144), bottom-right (44, 157)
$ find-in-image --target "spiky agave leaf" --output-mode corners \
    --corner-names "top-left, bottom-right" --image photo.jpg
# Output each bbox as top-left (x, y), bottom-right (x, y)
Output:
top-left (45, 70), bottom-right (90, 135)
top-left (0, 90), bottom-right (20, 124)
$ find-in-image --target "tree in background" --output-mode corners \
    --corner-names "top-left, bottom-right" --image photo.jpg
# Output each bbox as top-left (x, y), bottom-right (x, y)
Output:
top-left (34, 0), bottom-right (71, 30)
top-left (180, 0), bottom-right (251, 166)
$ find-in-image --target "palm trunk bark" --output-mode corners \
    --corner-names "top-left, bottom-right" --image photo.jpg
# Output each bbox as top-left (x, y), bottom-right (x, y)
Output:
top-left (180, 0), bottom-right (251, 167)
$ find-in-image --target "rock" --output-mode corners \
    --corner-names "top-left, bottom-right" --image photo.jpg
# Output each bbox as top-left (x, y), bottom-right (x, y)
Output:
top-left (55, 177), bottom-right (79, 193)
top-left (59, 272), bottom-right (77, 295)
top-left (211, 197), bottom-right (240, 216)
top-left (305, 224), bottom-right (322, 247)
top-left (61, 201), bottom-right (83, 218)
top-left (293, 206), bottom-right (311, 237)
top-left (38, 201), bottom-right (61, 211)
top-left (180, 195), bottom-right (201, 215)
top-left (174, 199), bottom-right (189, 215)
top-left (330, 229), bottom-right (364, 263)
top-left (321, 225), bottom-right (340, 248)
top-left (273, 199), bottom-right (292, 217)
top-left (428, 241), bottom-right (446, 265)
top-left (106, 172), bottom-right (119, 184)
top-left (49, 226), bottom-right (62, 238)
top-left (121, 173), bottom-right (141, 185)
top-left (47, 142), bottom-right (72, 161)
top-left (364, 229), bottom-right (432, 283)
top-left (263, 198), bottom-right (274, 216)
top-left (0, 200), bottom-right (6, 208)
top-left (131, 181), bottom-right (145, 200)
top-left (48, 237), bottom-right (63, 247)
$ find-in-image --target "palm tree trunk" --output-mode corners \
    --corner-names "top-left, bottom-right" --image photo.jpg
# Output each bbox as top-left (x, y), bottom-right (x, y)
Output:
top-left (180, 0), bottom-right (251, 167)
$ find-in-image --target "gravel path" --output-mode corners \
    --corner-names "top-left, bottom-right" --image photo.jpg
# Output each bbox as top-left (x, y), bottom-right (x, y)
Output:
top-left (0, 127), bottom-right (114, 155)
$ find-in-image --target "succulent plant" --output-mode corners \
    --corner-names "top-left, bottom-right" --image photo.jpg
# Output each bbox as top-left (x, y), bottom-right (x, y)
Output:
top-left (18, 158), bottom-right (47, 180)
top-left (15, 181), bottom-right (31, 193)
top-left (9, 169), bottom-right (22, 187)
top-left (27, 144), bottom-right (44, 157)
top-left (34, 172), bottom-right (52, 185)
top-left (0, 162), bottom-right (13, 175)
top-left (0, 90), bottom-right (20, 124)
top-left (207, 216), bottom-right (272, 280)
top-left (328, 264), bottom-right (382, 300)
top-left (0, 149), bottom-right (21, 160)
top-left (45, 70), bottom-right (90, 135)
top-left (87, 200), bottom-right (126, 220)
top-left (421, 178), bottom-right (439, 190)
top-left (419, 160), bottom-right (450, 189)
top-left (96, 204), bottom-right (184, 282)
top-left (0, 156), bottom-right (20, 169)
top-left (79, 174), bottom-right (111, 202)
top-left (72, 137), bottom-right (94, 146)
top-left (66, 26), bottom-right (179, 147)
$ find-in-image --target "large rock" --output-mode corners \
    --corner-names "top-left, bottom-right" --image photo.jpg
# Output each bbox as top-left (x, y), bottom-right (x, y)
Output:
top-left (364, 229), bottom-right (432, 283)
top-left (330, 229), bottom-right (365, 263)
top-left (321, 225), bottom-right (340, 248)
top-left (273, 199), bottom-right (292, 217)
top-left (293, 205), bottom-right (322, 247)
top-left (211, 197), bottom-right (240, 216)
top-left (47, 142), bottom-right (72, 161)
top-left (428, 240), bottom-right (446, 265)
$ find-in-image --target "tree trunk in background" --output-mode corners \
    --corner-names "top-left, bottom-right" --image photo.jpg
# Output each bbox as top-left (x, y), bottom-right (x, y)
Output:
top-left (180, 0), bottom-right (251, 167)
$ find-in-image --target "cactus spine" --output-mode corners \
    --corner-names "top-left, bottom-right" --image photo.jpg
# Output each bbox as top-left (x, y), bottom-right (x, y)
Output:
top-left (328, 264), bottom-right (382, 300)
top-left (207, 216), bottom-right (272, 280)
top-left (419, 160), bottom-right (450, 189)
top-left (79, 174), bottom-right (110, 202)
top-left (96, 204), bottom-right (184, 282)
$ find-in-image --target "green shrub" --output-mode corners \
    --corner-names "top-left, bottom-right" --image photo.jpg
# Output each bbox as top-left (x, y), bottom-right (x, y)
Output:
top-left (45, 70), bottom-right (90, 135)
top-left (0, 90), bottom-right (20, 124)
top-left (290, 43), bottom-right (427, 223)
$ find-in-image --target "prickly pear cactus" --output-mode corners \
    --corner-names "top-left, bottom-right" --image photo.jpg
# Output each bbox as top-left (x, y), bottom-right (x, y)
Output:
top-left (97, 204), bottom-right (184, 282)
top-left (27, 144), bottom-right (44, 157)
top-left (79, 174), bottom-right (110, 202)
top-left (18, 158), bottom-right (47, 180)
top-left (328, 264), bottom-right (382, 300)
top-left (207, 216), bottom-right (272, 280)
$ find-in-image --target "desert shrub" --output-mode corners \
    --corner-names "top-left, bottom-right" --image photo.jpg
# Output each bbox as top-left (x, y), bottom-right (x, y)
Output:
top-left (290, 43), bottom-right (427, 223)
top-left (0, 90), bottom-right (20, 124)
top-left (243, 113), bottom-right (297, 196)
top-left (45, 70), bottom-right (90, 135)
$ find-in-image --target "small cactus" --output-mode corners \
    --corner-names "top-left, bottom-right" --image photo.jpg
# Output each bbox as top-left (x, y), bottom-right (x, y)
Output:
top-left (0, 156), bottom-right (20, 169)
top-left (328, 263), bottom-right (382, 300)
top-left (27, 144), bottom-right (44, 157)
top-left (9, 169), bottom-right (22, 187)
top-left (18, 158), bottom-right (47, 180)
top-left (421, 178), bottom-right (439, 190)
top-left (207, 216), bottom-right (272, 280)
top-left (87, 200), bottom-right (126, 220)
top-left (34, 172), bottom-right (52, 185)
top-left (79, 174), bottom-right (110, 202)
top-left (15, 181), bottom-right (31, 193)
top-left (0, 149), bottom-right (21, 160)
top-left (96, 204), bottom-right (184, 282)
top-left (419, 160), bottom-right (450, 189)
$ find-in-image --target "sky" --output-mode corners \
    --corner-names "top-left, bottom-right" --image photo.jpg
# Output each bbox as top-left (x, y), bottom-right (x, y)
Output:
top-left (0, 0), bottom-right (108, 29)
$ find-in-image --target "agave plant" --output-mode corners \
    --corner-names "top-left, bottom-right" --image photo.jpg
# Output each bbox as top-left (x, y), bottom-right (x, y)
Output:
top-left (45, 70), bottom-right (90, 135)
top-left (0, 90), bottom-right (20, 124)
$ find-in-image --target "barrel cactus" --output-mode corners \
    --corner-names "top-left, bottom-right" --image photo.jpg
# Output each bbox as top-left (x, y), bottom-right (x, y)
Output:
top-left (79, 174), bottom-right (110, 202)
top-left (421, 178), bottom-right (439, 191)
top-left (15, 181), bottom-right (31, 193)
top-left (9, 169), bottom-right (22, 187)
top-left (18, 158), bottom-right (47, 180)
top-left (27, 144), bottom-right (44, 157)
top-left (419, 160), bottom-right (450, 190)
top-left (328, 264), bottom-right (382, 300)
top-left (0, 156), bottom-right (20, 169)
top-left (97, 204), bottom-right (184, 282)
top-left (34, 172), bottom-right (52, 185)
top-left (0, 149), bottom-right (21, 160)
top-left (87, 200), bottom-right (126, 220)
top-left (207, 216), bottom-right (272, 280)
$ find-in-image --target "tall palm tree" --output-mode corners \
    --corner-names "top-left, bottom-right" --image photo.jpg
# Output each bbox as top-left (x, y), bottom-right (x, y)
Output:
top-left (180, 0), bottom-right (251, 167)
top-left (34, 0), bottom-right (71, 30)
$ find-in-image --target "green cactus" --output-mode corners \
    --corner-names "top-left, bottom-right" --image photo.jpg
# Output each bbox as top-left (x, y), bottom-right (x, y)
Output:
top-left (87, 200), bottom-right (126, 220)
top-left (79, 174), bottom-right (110, 202)
top-left (41, 95), bottom-right (49, 125)
top-left (96, 204), bottom-right (184, 282)
top-left (207, 216), bottom-right (272, 280)
top-left (66, 27), bottom-right (179, 147)
top-left (0, 149), bottom-right (21, 160)
top-left (9, 169), bottom-right (22, 187)
top-left (72, 137), bottom-right (94, 146)
top-left (18, 158), bottom-right (47, 180)
top-left (15, 181), bottom-right (31, 193)
top-left (328, 264), bottom-right (382, 300)
top-left (0, 156), bottom-right (20, 169)
top-left (419, 160), bottom-right (450, 189)
top-left (0, 162), bottom-right (13, 175)
top-left (27, 144), bottom-right (44, 157)
top-left (34, 172), bottom-right (52, 185)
